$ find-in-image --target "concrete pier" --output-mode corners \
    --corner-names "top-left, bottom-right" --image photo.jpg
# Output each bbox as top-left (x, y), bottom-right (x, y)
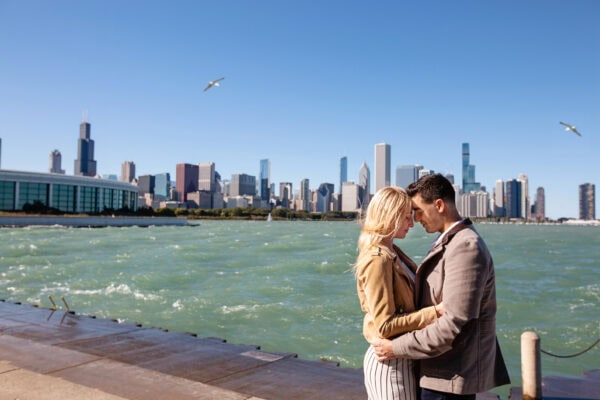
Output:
top-left (0, 300), bottom-right (365, 399)
top-left (3, 300), bottom-right (596, 399)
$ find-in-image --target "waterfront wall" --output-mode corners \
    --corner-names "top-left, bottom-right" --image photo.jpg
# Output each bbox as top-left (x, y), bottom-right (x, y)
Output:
top-left (0, 215), bottom-right (189, 227)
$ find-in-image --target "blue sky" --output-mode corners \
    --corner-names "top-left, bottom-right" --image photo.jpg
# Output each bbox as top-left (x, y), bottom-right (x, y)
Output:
top-left (1, 0), bottom-right (598, 219)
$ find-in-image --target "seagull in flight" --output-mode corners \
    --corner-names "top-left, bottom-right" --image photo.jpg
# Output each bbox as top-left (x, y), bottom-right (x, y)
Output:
top-left (204, 77), bottom-right (224, 92)
top-left (559, 121), bottom-right (582, 137)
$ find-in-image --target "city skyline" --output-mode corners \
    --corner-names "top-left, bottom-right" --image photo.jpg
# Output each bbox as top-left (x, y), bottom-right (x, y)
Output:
top-left (0, 122), bottom-right (596, 221)
top-left (1, 1), bottom-right (598, 220)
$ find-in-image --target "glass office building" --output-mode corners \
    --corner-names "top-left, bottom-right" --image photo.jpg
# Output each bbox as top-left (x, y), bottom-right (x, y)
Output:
top-left (0, 169), bottom-right (138, 213)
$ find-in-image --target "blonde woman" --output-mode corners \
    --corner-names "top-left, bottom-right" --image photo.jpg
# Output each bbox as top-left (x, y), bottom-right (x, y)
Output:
top-left (354, 186), bottom-right (443, 400)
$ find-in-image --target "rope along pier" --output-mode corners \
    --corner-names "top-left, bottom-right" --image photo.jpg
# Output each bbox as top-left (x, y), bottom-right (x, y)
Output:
top-left (521, 332), bottom-right (599, 400)
top-left (541, 337), bottom-right (600, 359)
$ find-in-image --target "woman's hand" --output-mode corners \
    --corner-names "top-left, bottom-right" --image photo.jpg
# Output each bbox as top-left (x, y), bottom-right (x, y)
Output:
top-left (371, 337), bottom-right (396, 361)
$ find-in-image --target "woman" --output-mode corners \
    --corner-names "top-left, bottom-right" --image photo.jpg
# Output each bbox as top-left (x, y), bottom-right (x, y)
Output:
top-left (354, 186), bottom-right (442, 400)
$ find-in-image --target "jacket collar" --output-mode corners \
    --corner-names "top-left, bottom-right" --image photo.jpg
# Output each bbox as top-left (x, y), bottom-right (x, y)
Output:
top-left (436, 218), bottom-right (472, 248)
top-left (422, 218), bottom-right (473, 262)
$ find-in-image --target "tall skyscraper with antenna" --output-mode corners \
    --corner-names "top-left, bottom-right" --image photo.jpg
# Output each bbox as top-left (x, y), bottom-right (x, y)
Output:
top-left (74, 118), bottom-right (97, 177)
top-left (462, 143), bottom-right (480, 193)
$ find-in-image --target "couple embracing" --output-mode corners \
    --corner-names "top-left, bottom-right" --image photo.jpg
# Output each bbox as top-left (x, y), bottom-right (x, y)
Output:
top-left (354, 174), bottom-right (510, 400)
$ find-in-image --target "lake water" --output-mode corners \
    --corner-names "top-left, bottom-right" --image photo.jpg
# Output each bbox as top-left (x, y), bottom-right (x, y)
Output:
top-left (0, 220), bottom-right (598, 396)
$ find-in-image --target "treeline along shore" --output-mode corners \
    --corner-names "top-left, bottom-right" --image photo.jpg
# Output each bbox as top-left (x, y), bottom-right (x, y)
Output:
top-left (0, 206), bottom-right (588, 225)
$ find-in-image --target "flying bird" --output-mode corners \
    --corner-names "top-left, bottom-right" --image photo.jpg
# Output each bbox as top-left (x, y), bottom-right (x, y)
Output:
top-left (559, 121), bottom-right (582, 137)
top-left (204, 77), bottom-right (224, 92)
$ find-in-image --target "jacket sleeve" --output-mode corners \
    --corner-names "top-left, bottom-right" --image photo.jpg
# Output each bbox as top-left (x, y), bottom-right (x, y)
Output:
top-left (392, 232), bottom-right (490, 358)
top-left (359, 256), bottom-right (438, 340)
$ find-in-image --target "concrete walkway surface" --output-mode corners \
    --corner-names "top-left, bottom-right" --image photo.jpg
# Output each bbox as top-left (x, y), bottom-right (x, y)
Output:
top-left (0, 301), bottom-right (361, 399)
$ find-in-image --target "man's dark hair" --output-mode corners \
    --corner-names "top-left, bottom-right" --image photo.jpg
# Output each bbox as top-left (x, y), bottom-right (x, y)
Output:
top-left (406, 173), bottom-right (456, 204)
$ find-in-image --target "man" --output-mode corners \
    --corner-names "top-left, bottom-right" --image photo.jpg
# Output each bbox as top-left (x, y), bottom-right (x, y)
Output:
top-left (373, 174), bottom-right (510, 400)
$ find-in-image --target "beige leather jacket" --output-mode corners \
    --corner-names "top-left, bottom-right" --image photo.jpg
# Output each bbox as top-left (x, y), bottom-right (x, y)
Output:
top-left (356, 244), bottom-right (438, 343)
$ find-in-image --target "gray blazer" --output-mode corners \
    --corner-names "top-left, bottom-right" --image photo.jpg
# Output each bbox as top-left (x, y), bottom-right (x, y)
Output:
top-left (391, 219), bottom-right (510, 394)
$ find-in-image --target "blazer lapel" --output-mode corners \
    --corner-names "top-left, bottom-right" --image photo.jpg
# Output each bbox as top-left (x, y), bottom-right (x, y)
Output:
top-left (414, 219), bottom-right (473, 304)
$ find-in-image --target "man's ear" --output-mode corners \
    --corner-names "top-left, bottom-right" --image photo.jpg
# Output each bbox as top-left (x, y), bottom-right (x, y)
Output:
top-left (434, 198), bottom-right (445, 213)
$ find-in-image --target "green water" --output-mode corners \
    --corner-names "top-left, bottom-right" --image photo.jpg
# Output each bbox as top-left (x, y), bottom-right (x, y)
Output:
top-left (0, 221), bottom-right (598, 395)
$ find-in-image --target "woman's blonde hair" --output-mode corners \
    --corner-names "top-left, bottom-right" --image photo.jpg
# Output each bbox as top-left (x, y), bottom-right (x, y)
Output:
top-left (353, 186), bottom-right (411, 275)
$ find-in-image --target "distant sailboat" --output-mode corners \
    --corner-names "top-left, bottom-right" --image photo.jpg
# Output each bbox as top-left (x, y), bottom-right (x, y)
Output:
top-left (267, 213), bottom-right (272, 222)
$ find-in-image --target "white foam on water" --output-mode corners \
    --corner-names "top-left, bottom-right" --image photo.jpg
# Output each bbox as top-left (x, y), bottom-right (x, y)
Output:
top-left (172, 299), bottom-right (184, 310)
top-left (221, 304), bottom-right (256, 314)
top-left (71, 288), bottom-right (104, 295)
top-left (105, 283), bottom-right (132, 295)
top-left (133, 291), bottom-right (160, 301)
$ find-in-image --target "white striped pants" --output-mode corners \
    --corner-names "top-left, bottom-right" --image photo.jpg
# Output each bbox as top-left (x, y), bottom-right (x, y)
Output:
top-left (363, 345), bottom-right (417, 400)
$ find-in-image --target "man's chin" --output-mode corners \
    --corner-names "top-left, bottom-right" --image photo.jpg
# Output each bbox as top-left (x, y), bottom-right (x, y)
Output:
top-left (422, 224), bottom-right (435, 233)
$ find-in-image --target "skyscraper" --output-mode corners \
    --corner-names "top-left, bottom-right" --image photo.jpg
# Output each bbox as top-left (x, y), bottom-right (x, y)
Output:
top-left (493, 179), bottom-right (505, 217)
top-left (316, 183), bottom-right (334, 212)
top-left (518, 173), bottom-right (530, 220)
top-left (341, 181), bottom-right (362, 212)
top-left (231, 174), bottom-right (256, 196)
top-left (120, 161), bottom-right (136, 183)
top-left (396, 165), bottom-right (423, 189)
top-left (49, 150), bottom-right (65, 174)
top-left (462, 143), bottom-right (480, 193)
top-left (154, 173), bottom-right (171, 201)
top-left (358, 162), bottom-right (370, 210)
top-left (175, 163), bottom-right (199, 202)
top-left (0, 137), bottom-right (2, 169)
top-left (460, 191), bottom-right (489, 218)
top-left (339, 156), bottom-right (347, 194)
top-left (299, 178), bottom-right (310, 211)
top-left (505, 179), bottom-right (522, 219)
top-left (534, 187), bottom-right (545, 221)
top-left (374, 143), bottom-right (390, 192)
top-left (137, 175), bottom-right (155, 196)
top-left (579, 183), bottom-right (595, 220)
top-left (74, 120), bottom-right (97, 177)
top-left (198, 162), bottom-right (217, 192)
top-left (279, 182), bottom-right (292, 208)
top-left (259, 159), bottom-right (270, 201)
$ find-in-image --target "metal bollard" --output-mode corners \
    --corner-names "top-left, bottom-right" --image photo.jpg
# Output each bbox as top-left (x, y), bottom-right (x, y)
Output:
top-left (521, 331), bottom-right (542, 400)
